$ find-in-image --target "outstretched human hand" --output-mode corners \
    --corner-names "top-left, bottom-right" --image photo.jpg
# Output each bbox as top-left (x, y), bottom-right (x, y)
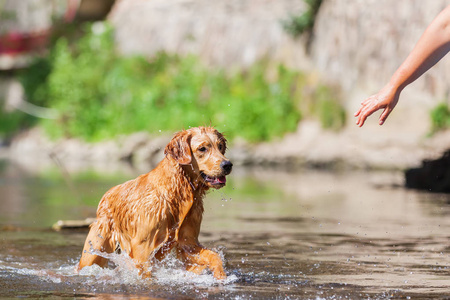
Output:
top-left (354, 85), bottom-right (400, 127)
top-left (354, 5), bottom-right (450, 128)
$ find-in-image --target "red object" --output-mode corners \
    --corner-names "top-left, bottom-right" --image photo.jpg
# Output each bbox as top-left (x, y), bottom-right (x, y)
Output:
top-left (0, 0), bottom-right (79, 56)
top-left (0, 29), bottom-right (51, 55)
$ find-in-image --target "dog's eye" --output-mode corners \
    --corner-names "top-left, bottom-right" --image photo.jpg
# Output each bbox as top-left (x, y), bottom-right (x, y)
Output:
top-left (218, 144), bottom-right (224, 151)
top-left (198, 147), bottom-right (208, 152)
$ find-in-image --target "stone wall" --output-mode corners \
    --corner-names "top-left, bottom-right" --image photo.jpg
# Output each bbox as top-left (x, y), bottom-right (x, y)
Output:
top-left (110, 0), bottom-right (450, 101)
top-left (0, 0), bottom-right (54, 34)
top-left (109, 0), bottom-right (310, 69)
top-left (311, 0), bottom-right (450, 101)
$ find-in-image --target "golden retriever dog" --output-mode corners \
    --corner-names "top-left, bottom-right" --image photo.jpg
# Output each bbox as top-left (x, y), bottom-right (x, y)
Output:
top-left (77, 126), bottom-right (232, 280)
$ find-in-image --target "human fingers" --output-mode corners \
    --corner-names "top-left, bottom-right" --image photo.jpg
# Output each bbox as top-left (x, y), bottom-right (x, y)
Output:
top-left (354, 105), bottom-right (363, 117)
top-left (354, 97), bottom-right (375, 119)
top-left (356, 112), bottom-right (368, 127)
top-left (378, 107), bottom-right (392, 125)
top-left (356, 101), bottom-right (382, 127)
top-left (356, 106), bottom-right (371, 127)
top-left (360, 96), bottom-right (375, 106)
top-left (355, 104), bottom-right (370, 126)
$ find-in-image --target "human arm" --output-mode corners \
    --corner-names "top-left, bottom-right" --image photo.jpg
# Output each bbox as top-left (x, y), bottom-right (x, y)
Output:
top-left (355, 5), bottom-right (450, 127)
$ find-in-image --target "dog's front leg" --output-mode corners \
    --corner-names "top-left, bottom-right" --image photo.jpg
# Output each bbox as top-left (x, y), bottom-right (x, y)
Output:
top-left (177, 244), bottom-right (226, 280)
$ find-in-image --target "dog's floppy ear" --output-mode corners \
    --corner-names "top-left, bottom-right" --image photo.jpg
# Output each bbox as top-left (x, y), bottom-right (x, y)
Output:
top-left (164, 130), bottom-right (192, 165)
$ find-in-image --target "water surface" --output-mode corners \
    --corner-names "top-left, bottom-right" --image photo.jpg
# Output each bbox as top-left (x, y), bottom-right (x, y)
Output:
top-left (1, 160), bottom-right (449, 299)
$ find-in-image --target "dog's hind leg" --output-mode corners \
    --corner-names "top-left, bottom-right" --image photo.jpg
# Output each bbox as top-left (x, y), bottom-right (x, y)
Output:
top-left (78, 220), bottom-right (114, 271)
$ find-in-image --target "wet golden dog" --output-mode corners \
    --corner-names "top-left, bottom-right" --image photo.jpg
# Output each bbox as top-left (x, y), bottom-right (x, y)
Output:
top-left (77, 126), bottom-right (232, 280)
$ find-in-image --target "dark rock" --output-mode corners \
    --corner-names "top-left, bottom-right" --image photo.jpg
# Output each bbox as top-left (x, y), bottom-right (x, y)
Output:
top-left (405, 150), bottom-right (450, 193)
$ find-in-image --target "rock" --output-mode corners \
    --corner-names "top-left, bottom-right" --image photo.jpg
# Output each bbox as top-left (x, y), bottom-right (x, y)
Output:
top-left (405, 150), bottom-right (450, 193)
top-left (108, 0), bottom-right (310, 69)
top-left (108, 0), bottom-right (450, 119)
top-left (6, 128), bottom-right (172, 173)
top-left (312, 0), bottom-right (450, 99)
top-left (7, 122), bottom-right (450, 173)
top-left (117, 132), bottom-right (152, 162)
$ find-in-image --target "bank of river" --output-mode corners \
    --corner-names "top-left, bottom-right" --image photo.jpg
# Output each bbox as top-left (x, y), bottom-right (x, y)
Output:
top-left (4, 120), bottom-right (450, 175)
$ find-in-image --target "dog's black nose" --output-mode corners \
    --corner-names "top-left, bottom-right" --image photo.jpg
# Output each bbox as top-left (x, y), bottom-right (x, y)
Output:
top-left (220, 160), bottom-right (233, 174)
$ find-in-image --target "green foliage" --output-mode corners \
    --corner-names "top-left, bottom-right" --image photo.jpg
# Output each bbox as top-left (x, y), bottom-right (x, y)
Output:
top-left (0, 27), bottom-right (75, 139)
top-left (41, 30), bottom-right (115, 140)
top-left (0, 54), bottom-right (54, 139)
top-left (14, 21), bottom-right (345, 143)
top-left (313, 85), bottom-right (346, 130)
top-left (18, 57), bottom-right (52, 107)
top-left (0, 64), bottom-right (50, 139)
top-left (0, 57), bottom-right (52, 139)
top-left (282, 0), bottom-right (323, 37)
top-left (0, 104), bottom-right (30, 139)
top-left (27, 23), bottom-right (304, 142)
top-left (430, 102), bottom-right (450, 132)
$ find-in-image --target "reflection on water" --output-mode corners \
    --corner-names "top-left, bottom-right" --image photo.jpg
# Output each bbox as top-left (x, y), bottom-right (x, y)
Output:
top-left (0, 160), bottom-right (449, 299)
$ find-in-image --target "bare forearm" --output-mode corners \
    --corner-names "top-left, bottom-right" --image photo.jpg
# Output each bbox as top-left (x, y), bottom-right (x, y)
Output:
top-left (389, 5), bottom-right (450, 93)
top-left (355, 5), bottom-right (450, 127)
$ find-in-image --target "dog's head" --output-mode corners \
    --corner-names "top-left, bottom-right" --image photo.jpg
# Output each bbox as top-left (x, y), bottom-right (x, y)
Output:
top-left (164, 126), bottom-right (232, 189)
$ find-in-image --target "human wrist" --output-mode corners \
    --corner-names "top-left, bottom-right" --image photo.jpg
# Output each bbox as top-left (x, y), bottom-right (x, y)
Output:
top-left (386, 76), bottom-right (405, 95)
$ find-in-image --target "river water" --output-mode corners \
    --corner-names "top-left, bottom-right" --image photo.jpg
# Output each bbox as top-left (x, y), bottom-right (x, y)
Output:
top-left (0, 160), bottom-right (449, 299)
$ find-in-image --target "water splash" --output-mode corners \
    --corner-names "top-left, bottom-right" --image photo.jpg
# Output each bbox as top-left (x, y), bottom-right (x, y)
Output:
top-left (78, 248), bottom-right (144, 285)
top-left (153, 254), bottom-right (239, 287)
top-left (2, 248), bottom-right (238, 289)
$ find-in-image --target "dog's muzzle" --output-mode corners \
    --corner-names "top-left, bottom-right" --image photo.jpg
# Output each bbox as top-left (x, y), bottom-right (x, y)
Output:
top-left (220, 160), bottom-right (233, 175)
